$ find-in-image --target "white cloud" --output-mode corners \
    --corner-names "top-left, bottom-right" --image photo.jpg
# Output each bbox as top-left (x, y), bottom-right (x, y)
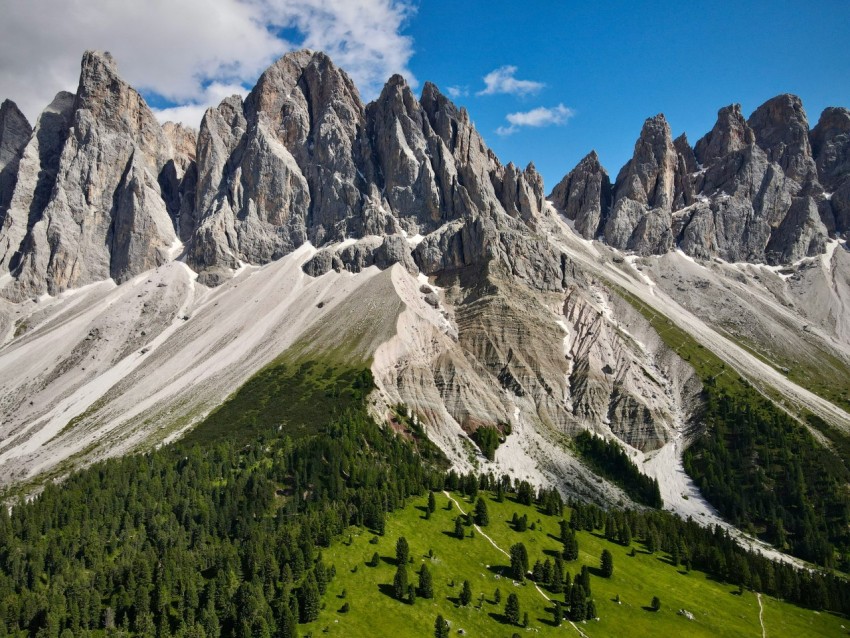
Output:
top-left (496, 104), bottom-right (575, 136)
top-left (0, 0), bottom-right (416, 128)
top-left (152, 83), bottom-right (250, 128)
top-left (477, 65), bottom-right (544, 97)
top-left (446, 85), bottom-right (468, 99)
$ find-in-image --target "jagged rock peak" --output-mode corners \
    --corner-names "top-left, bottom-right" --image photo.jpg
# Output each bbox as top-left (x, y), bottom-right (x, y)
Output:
top-left (747, 93), bottom-right (816, 186)
top-left (693, 103), bottom-right (755, 166)
top-left (811, 107), bottom-right (850, 187)
top-left (1, 49), bottom-right (178, 298)
top-left (613, 113), bottom-right (677, 210)
top-left (0, 100), bottom-right (32, 224)
top-left (549, 150), bottom-right (612, 239)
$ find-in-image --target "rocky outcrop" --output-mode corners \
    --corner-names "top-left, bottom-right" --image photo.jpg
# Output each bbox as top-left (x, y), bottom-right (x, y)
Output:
top-left (2, 51), bottom-right (179, 298)
top-left (549, 151), bottom-right (611, 239)
top-left (551, 94), bottom-right (835, 264)
top-left (0, 91), bottom-right (75, 276)
top-left (159, 122), bottom-right (197, 243)
top-left (693, 104), bottom-right (754, 165)
top-left (603, 115), bottom-right (678, 254)
top-left (186, 50), bottom-right (557, 290)
top-left (0, 101), bottom-right (31, 230)
top-left (811, 107), bottom-right (850, 233)
top-left (748, 94), bottom-right (817, 188)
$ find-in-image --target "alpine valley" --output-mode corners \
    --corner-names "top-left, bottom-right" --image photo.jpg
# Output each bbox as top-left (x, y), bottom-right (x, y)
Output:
top-left (1, 50), bottom-right (850, 637)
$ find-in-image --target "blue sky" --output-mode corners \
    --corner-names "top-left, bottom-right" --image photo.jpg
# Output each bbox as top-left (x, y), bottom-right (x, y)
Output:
top-left (2, 0), bottom-right (848, 192)
top-left (401, 0), bottom-right (850, 187)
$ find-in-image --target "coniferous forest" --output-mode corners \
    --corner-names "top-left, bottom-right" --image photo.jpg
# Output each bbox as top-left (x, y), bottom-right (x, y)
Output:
top-left (0, 359), bottom-right (849, 636)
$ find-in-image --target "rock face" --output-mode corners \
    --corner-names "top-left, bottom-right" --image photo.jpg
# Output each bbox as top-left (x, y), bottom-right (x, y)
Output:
top-left (551, 94), bottom-right (836, 263)
top-left (187, 50), bottom-right (557, 289)
top-left (603, 114), bottom-right (678, 254)
top-left (0, 91), bottom-right (75, 277)
top-left (0, 101), bottom-right (31, 229)
top-left (811, 107), bottom-right (850, 233)
top-left (549, 151), bottom-right (611, 239)
top-left (1, 51), bottom-right (182, 298)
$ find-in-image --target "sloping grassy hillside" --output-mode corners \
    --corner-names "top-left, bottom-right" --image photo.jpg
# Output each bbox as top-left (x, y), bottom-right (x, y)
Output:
top-left (302, 491), bottom-right (847, 637)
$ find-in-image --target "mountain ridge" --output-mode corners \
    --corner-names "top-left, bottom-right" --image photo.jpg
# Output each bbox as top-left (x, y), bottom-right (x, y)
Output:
top-left (1, 50), bottom-right (850, 573)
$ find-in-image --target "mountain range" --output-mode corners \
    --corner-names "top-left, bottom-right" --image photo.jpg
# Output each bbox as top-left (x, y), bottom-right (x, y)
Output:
top-left (1, 50), bottom-right (849, 568)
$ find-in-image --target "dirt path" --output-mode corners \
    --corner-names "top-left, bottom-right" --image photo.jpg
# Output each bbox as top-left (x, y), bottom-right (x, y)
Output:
top-left (443, 491), bottom-right (591, 637)
top-left (757, 592), bottom-right (766, 638)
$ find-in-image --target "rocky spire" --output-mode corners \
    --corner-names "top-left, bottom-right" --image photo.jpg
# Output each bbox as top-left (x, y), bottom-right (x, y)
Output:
top-left (2, 51), bottom-right (178, 299)
top-left (603, 114), bottom-right (677, 253)
top-left (549, 150), bottom-right (612, 239)
top-left (811, 107), bottom-right (850, 234)
top-left (747, 93), bottom-right (817, 187)
top-left (0, 100), bottom-right (31, 228)
top-left (0, 91), bottom-right (75, 277)
top-left (693, 104), bottom-right (755, 166)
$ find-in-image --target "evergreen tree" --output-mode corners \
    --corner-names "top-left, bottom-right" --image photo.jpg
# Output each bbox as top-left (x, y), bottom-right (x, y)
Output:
top-left (474, 498), bottom-right (489, 527)
top-left (300, 572), bottom-right (320, 623)
top-left (369, 552), bottom-right (380, 567)
top-left (532, 559), bottom-right (544, 582)
top-left (580, 565), bottom-right (592, 597)
top-left (562, 529), bottom-right (579, 561)
top-left (460, 580), bottom-right (472, 606)
top-left (509, 542), bottom-right (529, 581)
top-left (553, 600), bottom-right (562, 626)
top-left (569, 584), bottom-right (586, 621)
top-left (504, 593), bottom-right (521, 626)
top-left (651, 596), bottom-right (661, 612)
top-left (419, 565), bottom-right (434, 599)
top-left (393, 565), bottom-right (409, 601)
top-left (434, 614), bottom-right (449, 638)
top-left (278, 603), bottom-right (299, 638)
top-left (408, 584), bottom-right (416, 605)
top-left (586, 599), bottom-right (597, 620)
top-left (600, 549), bottom-right (614, 578)
top-left (551, 556), bottom-right (565, 594)
top-left (494, 588), bottom-right (502, 604)
top-left (396, 537), bottom-right (410, 565)
top-left (455, 516), bottom-right (464, 540)
top-left (428, 491), bottom-right (437, 513)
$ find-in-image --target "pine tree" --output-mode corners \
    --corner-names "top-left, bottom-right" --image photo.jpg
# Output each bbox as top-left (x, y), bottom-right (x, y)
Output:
top-left (651, 596), bottom-right (661, 612)
top-left (553, 600), bottom-right (562, 626)
top-left (504, 593), bottom-right (521, 625)
top-left (419, 564), bottom-right (434, 599)
top-left (532, 559), bottom-right (544, 582)
top-left (454, 516), bottom-right (464, 540)
top-left (460, 580), bottom-right (472, 607)
top-left (396, 537), bottom-right (410, 565)
top-left (300, 572), bottom-right (320, 623)
top-left (586, 599), bottom-right (597, 620)
top-left (600, 549), bottom-right (613, 578)
top-left (408, 584), bottom-right (416, 605)
top-left (369, 552), bottom-right (380, 567)
top-left (562, 529), bottom-right (579, 561)
top-left (428, 491), bottom-right (436, 513)
top-left (509, 543), bottom-right (529, 581)
top-left (393, 565), bottom-right (409, 601)
top-left (434, 614), bottom-right (449, 638)
top-left (551, 556), bottom-right (565, 594)
top-left (570, 584), bottom-right (586, 621)
top-left (580, 565), bottom-right (592, 597)
top-left (494, 588), bottom-right (502, 604)
top-left (474, 498), bottom-right (489, 526)
top-left (278, 605), bottom-right (298, 638)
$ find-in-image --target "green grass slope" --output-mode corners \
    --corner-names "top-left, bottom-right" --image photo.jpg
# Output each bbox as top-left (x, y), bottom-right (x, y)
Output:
top-left (303, 491), bottom-right (846, 637)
